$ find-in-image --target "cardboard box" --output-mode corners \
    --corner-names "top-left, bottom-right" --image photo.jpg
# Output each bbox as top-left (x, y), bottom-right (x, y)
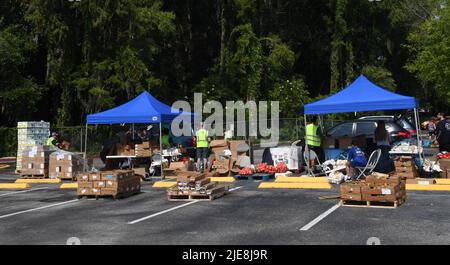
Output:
top-left (77, 173), bottom-right (90, 182)
top-left (100, 171), bottom-right (126, 182)
top-left (77, 188), bottom-right (92, 196)
top-left (439, 159), bottom-right (450, 171)
top-left (394, 160), bottom-right (415, 168)
top-left (395, 166), bottom-right (416, 173)
top-left (366, 175), bottom-right (401, 185)
top-left (93, 181), bottom-right (106, 188)
top-left (361, 194), bottom-right (402, 202)
top-left (338, 136), bottom-right (352, 149)
top-left (340, 182), bottom-right (362, 194)
top-left (89, 173), bottom-right (101, 182)
top-left (91, 188), bottom-right (101, 195)
top-left (440, 169), bottom-right (450, 178)
top-left (341, 193), bottom-right (363, 201)
top-left (406, 179), bottom-right (436, 185)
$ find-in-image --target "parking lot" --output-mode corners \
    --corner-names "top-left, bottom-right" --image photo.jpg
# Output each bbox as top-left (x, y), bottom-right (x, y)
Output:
top-left (1, 168), bottom-right (450, 245)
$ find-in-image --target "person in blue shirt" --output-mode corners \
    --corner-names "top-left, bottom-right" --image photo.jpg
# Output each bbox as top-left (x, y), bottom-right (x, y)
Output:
top-left (344, 140), bottom-right (368, 180)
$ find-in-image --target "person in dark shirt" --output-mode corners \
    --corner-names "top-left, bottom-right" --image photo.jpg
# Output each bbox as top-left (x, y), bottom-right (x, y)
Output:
top-left (344, 140), bottom-right (368, 180)
top-left (436, 115), bottom-right (450, 152)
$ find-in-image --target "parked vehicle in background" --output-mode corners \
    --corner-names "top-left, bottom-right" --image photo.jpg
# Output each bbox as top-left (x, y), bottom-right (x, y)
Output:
top-left (358, 115), bottom-right (417, 136)
top-left (325, 120), bottom-right (411, 142)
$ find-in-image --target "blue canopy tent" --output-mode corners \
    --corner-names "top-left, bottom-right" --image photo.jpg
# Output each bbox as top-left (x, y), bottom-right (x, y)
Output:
top-left (304, 75), bottom-right (418, 114)
top-left (87, 91), bottom-right (195, 124)
top-left (83, 91), bottom-right (197, 178)
top-left (303, 75), bottom-right (422, 172)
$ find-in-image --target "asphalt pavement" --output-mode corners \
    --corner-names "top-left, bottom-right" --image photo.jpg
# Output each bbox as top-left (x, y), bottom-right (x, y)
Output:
top-left (0, 167), bottom-right (450, 245)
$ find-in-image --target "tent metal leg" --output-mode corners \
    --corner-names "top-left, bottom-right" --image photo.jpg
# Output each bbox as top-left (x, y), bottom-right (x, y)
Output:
top-left (160, 122), bottom-right (164, 180)
top-left (414, 108), bottom-right (423, 161)
top-left (84, 123), bottom-right (88, 171)
top-left (304, 115), bottom-right (310, 176)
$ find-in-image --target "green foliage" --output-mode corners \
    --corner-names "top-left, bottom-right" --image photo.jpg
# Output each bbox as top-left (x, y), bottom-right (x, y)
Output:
top-left (269, 78), bottom-right (310, 118)
top-left (0, 0), bottom-right (449, 128)
top-left (406, 3), bottom-right (450, 106)
top-left (361, 65), bottom-right (397, 91)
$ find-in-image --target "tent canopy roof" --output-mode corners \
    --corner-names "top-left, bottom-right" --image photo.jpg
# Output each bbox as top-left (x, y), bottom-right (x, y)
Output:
top-left (87, 91), bottom-right (195, 124)
top-left (304, 75), bottom-right (418, 115)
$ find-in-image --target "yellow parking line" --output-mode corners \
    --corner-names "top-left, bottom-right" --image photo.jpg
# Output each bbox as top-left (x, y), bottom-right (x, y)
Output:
top-left (0, 183), bottom-right (31, 189)
top-left (275, 176), bottom-right (329, 183)
top-left (15, 178), bottom-right (61, 184)
top-left (210, 177), bottom-right (235, 183)
top-left (434, 179), bottom-right (450, 185)
top-left (258, 182), bottom-right (332, 189)
top-left (153, 181), bottom-right (177, 188)
top-left (60, 183), bottom-right (78, 189)
top-left (406, 184), bottom-right (450, 191)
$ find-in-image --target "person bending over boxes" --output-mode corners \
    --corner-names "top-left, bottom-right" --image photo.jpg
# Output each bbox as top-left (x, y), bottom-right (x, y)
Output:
top-left (344, 139), bottom-right (368, 181)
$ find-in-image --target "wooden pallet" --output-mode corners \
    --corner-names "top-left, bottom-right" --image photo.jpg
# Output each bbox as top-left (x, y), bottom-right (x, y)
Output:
top-left (77, 190), bottom-right (140, 200)
top-left (167, 190), bottom-right (227, 201)
top-left (340, 196), bottom-right (406, 209)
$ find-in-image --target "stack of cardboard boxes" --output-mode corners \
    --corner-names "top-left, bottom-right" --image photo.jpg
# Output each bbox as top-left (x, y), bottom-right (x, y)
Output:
top-left (77, 170), bottom-right (141, 199)
top-left (392, 156), bottom-right (419, 179)
top-left (20, 145), bottom-right (54, 177)
top-left (206, 140), bottom-right (250, 176)
top-left (341, 175), bottom-right (406, 206)
top-left (135, 141), bottom-right (151, 157)
top-left (167, 172), bottom-right (227, 201)
top-left (209, 140), bottom-right (231, 175)
top-left (49, 150), bottom-right (84, 180)
top-left (116, 143), bottom-right (135, 156)
top-left (439, 158), bottom-right (450, 178)
top-left (16, 121), bottom-right (50, 173)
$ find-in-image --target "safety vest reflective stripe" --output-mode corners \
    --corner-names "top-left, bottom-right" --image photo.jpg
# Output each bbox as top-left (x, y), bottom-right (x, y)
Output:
top-left (196, 129), bottom-right (208, 148)
top-left (306, 124), bottom-right (321, 147)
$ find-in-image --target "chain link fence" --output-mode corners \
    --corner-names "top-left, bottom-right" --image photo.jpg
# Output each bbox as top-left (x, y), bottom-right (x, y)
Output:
top-left (0, 118), bottom-right (341, 157)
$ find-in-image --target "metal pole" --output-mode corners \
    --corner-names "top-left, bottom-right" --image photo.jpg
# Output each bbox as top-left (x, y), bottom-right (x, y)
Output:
top-left (80, 126), bottom-right (83, 153)
top-left (84, 123), bottom-right (88, 171)
top-left (304, 115), bottom-right (309, 175)
top-left (159, 122), bottom-right (164, 179)
top-left (414, 108), bottom-right (423, 161)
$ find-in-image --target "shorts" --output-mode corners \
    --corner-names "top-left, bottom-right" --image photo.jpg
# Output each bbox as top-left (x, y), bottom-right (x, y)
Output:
top-left (196, 147), bottom-right (209, 159)
top-left (350, 160), bottom-right (366, 168)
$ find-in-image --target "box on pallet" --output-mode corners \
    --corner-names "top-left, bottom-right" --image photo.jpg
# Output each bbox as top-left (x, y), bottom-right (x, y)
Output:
top-left (49, 150), bottom-right (84, 179)
top-left (77, 169), bottom-right (139, 198)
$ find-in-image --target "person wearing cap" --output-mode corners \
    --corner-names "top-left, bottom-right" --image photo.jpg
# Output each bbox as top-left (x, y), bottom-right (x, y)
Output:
top-left (343, 139), bottom-right (368, 181)
top-left (47, 132), bottom-right (60, 149)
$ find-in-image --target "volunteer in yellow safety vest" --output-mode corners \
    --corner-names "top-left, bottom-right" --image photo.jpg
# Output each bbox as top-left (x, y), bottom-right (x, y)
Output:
top-left (305, 117), bottom-right (324, 166)
top-left (195, 123), bottom-right (211, 172)
top-left (161, 128), bottom-right (173, 149)
top-left (47, 131), bottom-right (60, 149)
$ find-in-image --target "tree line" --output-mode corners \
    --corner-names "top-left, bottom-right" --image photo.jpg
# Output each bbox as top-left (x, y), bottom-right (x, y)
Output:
top-left (0, 0), bottom-right (449, 127)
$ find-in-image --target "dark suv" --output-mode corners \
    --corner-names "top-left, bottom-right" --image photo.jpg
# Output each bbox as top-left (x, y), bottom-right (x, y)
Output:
top-left (358, 115), bottom-right (416, 136)
top-left (325, 120), bottom-right (411, 142)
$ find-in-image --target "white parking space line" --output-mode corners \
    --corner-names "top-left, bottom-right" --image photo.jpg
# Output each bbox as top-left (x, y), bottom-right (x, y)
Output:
top-left (299, 203), bottom-right (341, 231)
top-left (0, 199), bottom-right (79, 220)
top-left (128, 186), bottom-right (243, 225)
top-left (0, 187), bottom-right (49, 197)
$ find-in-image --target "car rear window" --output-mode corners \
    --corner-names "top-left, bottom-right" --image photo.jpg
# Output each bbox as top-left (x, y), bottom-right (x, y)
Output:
top-left (328, 122), bottom-right (353, 137)
top-left (355, 122), bottom-right (377, 136)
